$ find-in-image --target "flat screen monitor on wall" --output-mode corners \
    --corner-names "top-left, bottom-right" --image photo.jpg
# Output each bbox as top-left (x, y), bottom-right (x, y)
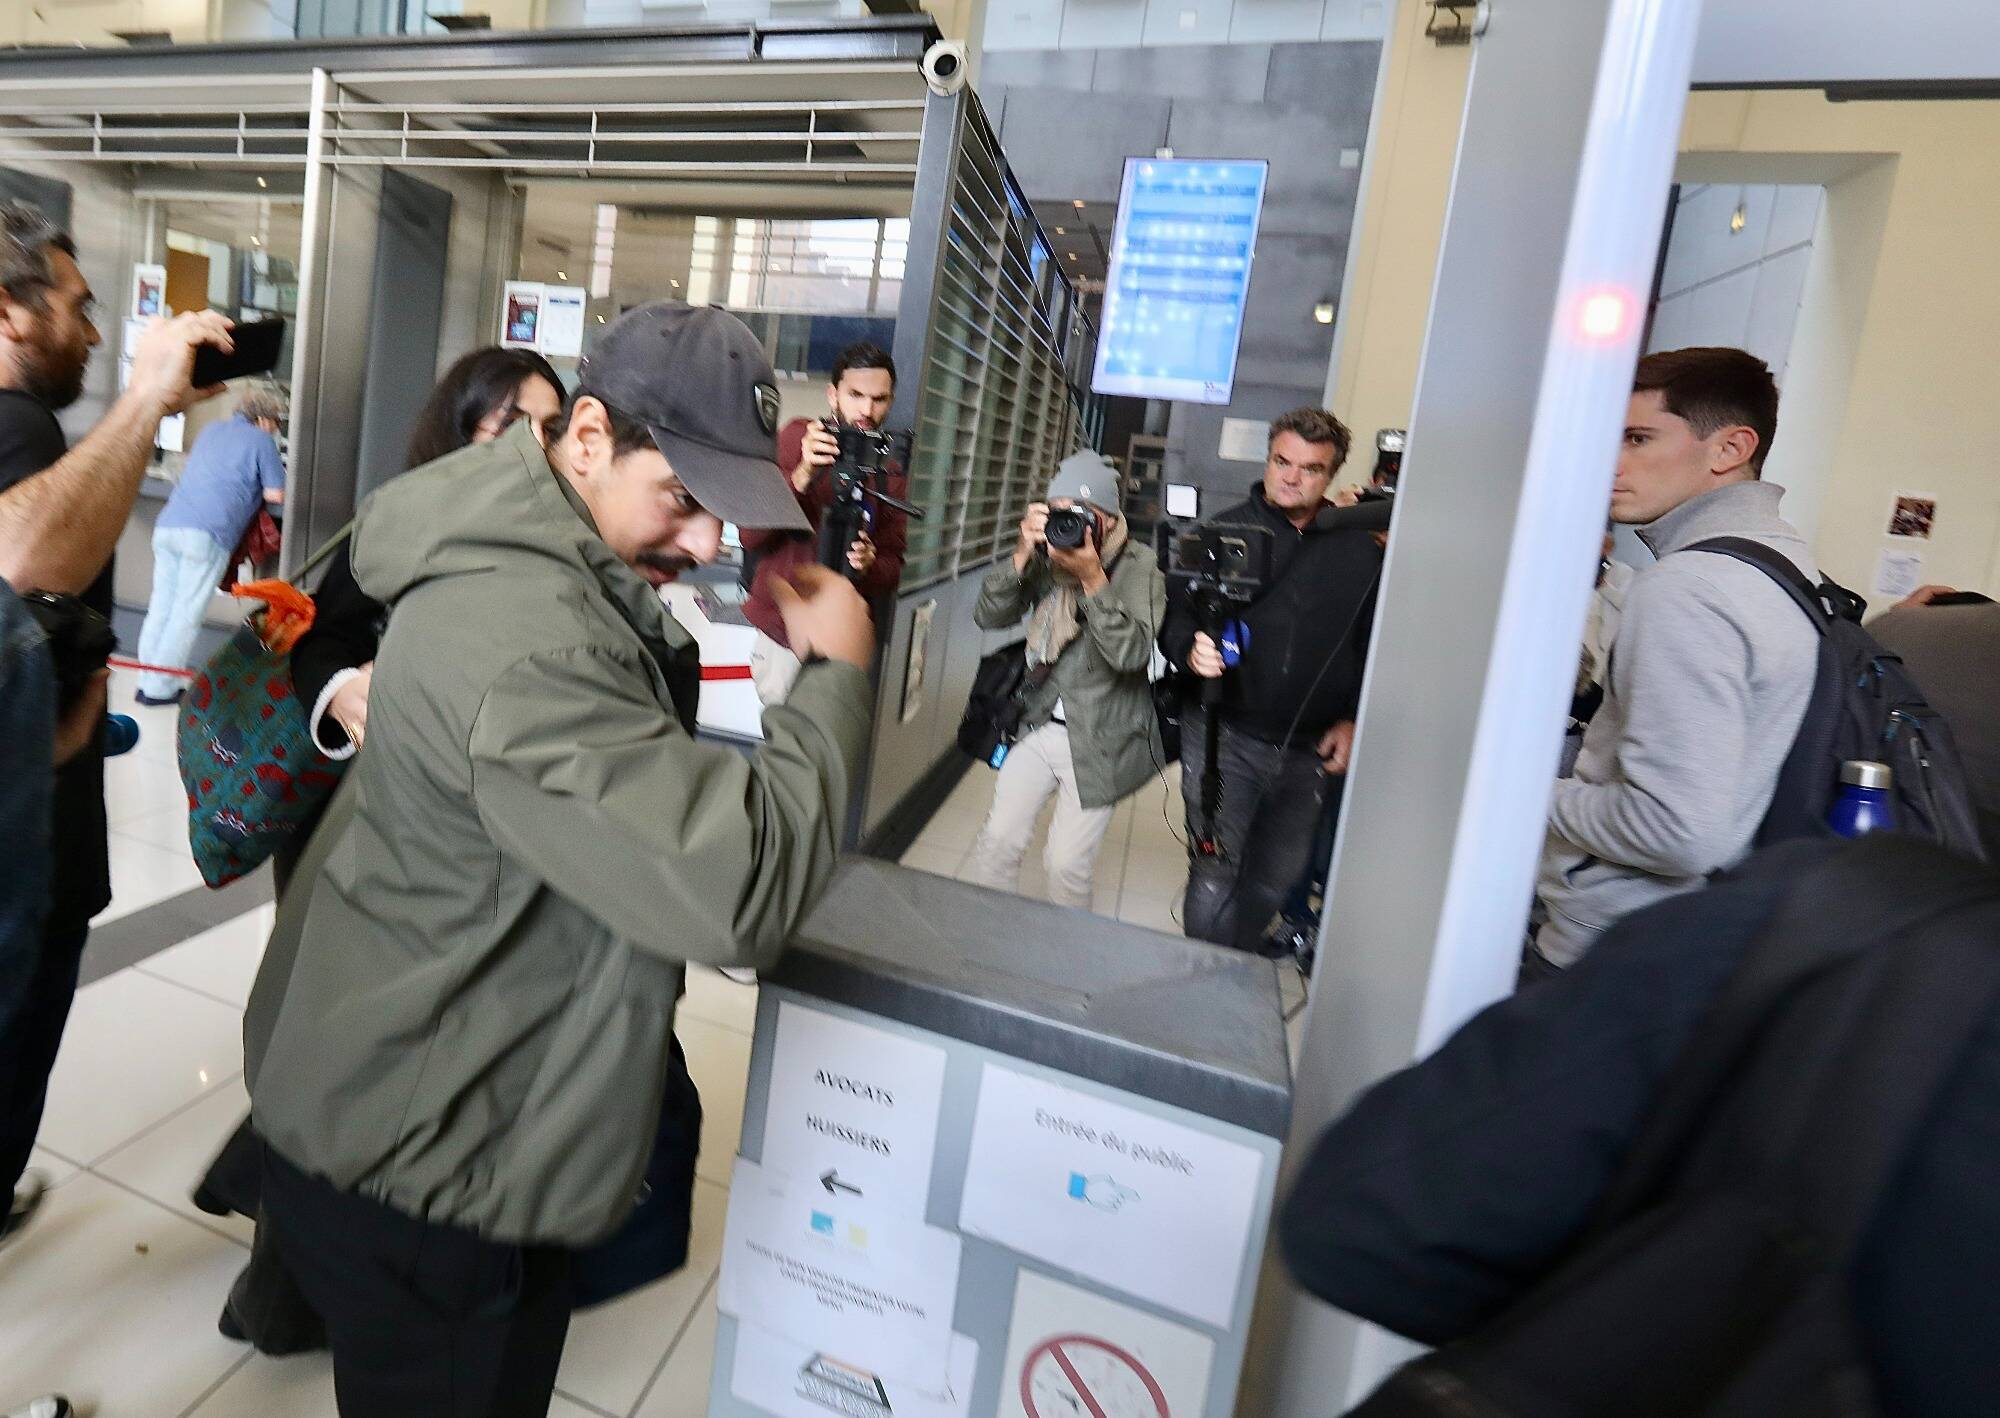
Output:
top-left (1090, 157), bottom-right (1269, 406)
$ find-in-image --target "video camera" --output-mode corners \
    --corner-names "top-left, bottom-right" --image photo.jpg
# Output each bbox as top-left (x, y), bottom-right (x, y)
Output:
top-left (23, 591), bottom-right (115, 712)
top-left (817, 422), bottom-right (924, 581)
top-left (1160, 523), bottom-right (1276, 860)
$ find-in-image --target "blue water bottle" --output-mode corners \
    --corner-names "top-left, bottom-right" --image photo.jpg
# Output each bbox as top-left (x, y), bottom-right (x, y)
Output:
top-left (1826, 759), bottom-right (1896, 838)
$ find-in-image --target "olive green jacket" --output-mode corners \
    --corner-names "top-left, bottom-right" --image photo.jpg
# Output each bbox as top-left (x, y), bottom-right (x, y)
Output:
top-left (975, 545), bottom-right (1167, 809)
top-left (248, 424), bottom-right (871, 1245)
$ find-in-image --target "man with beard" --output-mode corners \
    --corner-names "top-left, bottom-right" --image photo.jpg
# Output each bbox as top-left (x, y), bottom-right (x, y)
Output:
top-left (0, 199), bottom-right (230, 1250)
top-left (247, 303), bottom-right (874, 1414)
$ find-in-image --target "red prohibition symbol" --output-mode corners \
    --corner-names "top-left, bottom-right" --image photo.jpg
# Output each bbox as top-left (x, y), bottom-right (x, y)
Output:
top-left (1020, 1333), bottom-right (1173, 1418)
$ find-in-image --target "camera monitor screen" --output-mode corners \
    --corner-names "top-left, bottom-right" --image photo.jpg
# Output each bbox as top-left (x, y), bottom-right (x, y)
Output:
top-left (1091, 157), bottom-right (1270, 406)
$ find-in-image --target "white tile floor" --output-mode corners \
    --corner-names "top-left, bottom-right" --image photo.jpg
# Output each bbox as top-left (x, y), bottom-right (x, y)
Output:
top-left (6, 673), bottom-right (1283, 1416)
top-left (898, 758), bottom-right (1197, 935)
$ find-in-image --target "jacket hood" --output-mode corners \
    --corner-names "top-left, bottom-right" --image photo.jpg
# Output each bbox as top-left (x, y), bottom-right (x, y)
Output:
top-left (350, 421), bottom-right (677, 646)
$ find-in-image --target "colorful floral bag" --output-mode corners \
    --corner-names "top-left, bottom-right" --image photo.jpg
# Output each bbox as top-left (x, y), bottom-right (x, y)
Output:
top-left (176, 525), bottom-right (353, 887)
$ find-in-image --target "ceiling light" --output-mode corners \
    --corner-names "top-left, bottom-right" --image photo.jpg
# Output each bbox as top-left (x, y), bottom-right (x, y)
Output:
top-left (251, 236), bottom-right (262, 247)
top-left (255, 176), bottom-right (268, 189)
top-left (1313, 300), bottom-right (1335, 325)
top-left (556, 270), bottom-right (568, 281)
top-left (1072, 199), bottom-right (1085, 210)
top-left (1729, 203), bottom-right (1747, 234)
top-left (1055, 227), bottom-right (1066, 235)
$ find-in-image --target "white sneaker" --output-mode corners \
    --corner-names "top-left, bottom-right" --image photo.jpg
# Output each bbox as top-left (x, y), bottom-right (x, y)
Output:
top-left (1, 1172), bottom-right (50, 1253)
top-left (6, 1396), bottom-right (74, 1418)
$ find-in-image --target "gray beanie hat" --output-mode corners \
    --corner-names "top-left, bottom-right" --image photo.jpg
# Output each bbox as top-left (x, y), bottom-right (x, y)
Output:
top-left (1047, 449), bottom-right (1120, 515)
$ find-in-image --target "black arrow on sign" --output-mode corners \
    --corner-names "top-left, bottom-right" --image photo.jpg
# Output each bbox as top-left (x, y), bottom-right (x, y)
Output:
top-left (820, 1170), bottom-right (862, 1197)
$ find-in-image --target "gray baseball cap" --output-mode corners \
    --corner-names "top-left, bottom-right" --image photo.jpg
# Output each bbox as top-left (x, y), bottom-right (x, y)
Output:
top-left (576, 301), bottom-right (808, 532)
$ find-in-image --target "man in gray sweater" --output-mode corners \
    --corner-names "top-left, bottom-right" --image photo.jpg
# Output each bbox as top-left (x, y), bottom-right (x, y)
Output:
top-left (1532, 348), bottom-right (1819, 971)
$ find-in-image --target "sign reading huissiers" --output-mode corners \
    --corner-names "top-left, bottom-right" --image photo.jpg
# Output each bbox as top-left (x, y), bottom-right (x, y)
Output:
top-left (761, 1001), bottom-right (948, 1217)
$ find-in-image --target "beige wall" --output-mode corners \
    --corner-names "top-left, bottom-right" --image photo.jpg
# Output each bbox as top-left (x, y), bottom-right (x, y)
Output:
top-left (1682, 90), bottom-right (2000, 597)
top-left (1323, 0), bottom-right (1468, 457)
top-left (1328, 35), bottom-right (2000, 596)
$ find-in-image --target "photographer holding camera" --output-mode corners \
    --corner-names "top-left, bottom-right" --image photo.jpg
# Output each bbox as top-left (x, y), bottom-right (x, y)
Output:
top-left (1160, 408), bottom-right (1383, 954)
top-left (963, 451), bottom-right (1166, 908)
top-left (740, 342), bottom-right (910, 705)
top-left (0, 200), bottom-right (229, 1262)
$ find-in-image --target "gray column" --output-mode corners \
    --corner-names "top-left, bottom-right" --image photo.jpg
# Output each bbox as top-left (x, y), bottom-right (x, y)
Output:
top-left (1250, 0), bottom-right (1704, 1409)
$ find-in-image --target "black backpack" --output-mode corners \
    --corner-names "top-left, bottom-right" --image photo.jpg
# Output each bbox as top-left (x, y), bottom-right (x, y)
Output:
top-left (1691, 538), bottom-right (1986, 861)
top-left (1347, 837), bottom-right (2000, 1418)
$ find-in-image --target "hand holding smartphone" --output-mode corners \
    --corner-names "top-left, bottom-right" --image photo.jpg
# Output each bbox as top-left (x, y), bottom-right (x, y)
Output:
top-left (190, 318), bottom-right (286, 387)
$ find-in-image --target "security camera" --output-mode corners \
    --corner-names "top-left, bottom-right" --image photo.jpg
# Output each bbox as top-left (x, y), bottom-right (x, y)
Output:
top-left (922, 40), bottom-right (968, 97)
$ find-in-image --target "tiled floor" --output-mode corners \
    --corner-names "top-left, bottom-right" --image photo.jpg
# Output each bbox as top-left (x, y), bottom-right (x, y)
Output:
top-left (6, 673), bottom-right (1296, 1416)
top-left (897, 757), bottom-right (1196, 935)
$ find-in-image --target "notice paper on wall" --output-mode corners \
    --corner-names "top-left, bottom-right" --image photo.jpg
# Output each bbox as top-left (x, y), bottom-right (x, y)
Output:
top-left (997, 1271), bottom-right (1215, 1418)
top-left (957, 1064), bottom-right (1264, 1329)
top-left (730, 1322), bottom-right (977, 1418)
top-left (1874, 547), bottom-right (1924, 601)
top-left (1217, 417), bottom-right (1267, 464)
top-left (760, 1001), bottom-right (948, 1218)
top-left (719, 1158), bottom-right (962, 1392)
top-left (538, 285), bottom-right (588, 358)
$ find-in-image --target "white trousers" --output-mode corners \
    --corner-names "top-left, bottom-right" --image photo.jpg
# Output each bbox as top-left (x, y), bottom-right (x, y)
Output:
top-left (964, 722), bottom-right (1115, 909)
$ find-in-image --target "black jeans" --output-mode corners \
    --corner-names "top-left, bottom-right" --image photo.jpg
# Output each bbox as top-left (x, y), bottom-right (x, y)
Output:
top-left (1181, 709), bottom-right (1332, 952)
top-left (261, 1147), bottom-right (572, 1418)
top-left (0, 916), bottom-right (88, 1191)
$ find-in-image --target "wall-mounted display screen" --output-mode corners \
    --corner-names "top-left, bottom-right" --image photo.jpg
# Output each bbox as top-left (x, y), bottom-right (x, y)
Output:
top-left (1091, 158), bottom-right (1269, 406)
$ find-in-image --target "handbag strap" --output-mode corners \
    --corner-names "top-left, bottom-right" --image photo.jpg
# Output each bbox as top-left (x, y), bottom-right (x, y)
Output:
top-left (293, 520), bottom-right (355, 585)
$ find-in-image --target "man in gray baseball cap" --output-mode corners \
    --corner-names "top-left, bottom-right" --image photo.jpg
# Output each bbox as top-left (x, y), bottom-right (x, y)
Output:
top-left (248, 300), bottom-right (876, 1416)
top-left (576, 299), bottom-right (810, 536)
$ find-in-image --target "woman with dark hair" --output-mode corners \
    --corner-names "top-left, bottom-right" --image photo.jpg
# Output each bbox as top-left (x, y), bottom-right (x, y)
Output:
top-left (297, 346), bottom-right (564, 758)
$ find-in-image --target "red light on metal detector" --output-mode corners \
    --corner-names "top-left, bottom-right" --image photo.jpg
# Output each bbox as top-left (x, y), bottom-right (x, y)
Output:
top-left (1573, 285), bottom-right (1637, 345)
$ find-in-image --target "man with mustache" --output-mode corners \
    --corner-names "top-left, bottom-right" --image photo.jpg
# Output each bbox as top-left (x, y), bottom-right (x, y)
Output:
top-left (247, 303), bottom-right (875, 1416)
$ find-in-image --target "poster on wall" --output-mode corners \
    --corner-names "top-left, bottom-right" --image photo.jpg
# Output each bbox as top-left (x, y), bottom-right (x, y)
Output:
top-left (902, 599), bottom-right (937, 725)
top-left (1887, 492), bottom-right (1938, 540)
top-left (130, 264), bottom-right (166, 320)
top-left (501, 282), bottom-right (544, 349)
top-left (539, 285), bottom-right (587, 359)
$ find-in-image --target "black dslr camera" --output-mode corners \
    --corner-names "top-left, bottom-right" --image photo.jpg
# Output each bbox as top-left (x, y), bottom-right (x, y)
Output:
top-left (817, 422), bottom-right (924, 581)
top-left (1044, 506), bottom-right (1090, 550)
top-left (23, 591), bottom-right (116, 712)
